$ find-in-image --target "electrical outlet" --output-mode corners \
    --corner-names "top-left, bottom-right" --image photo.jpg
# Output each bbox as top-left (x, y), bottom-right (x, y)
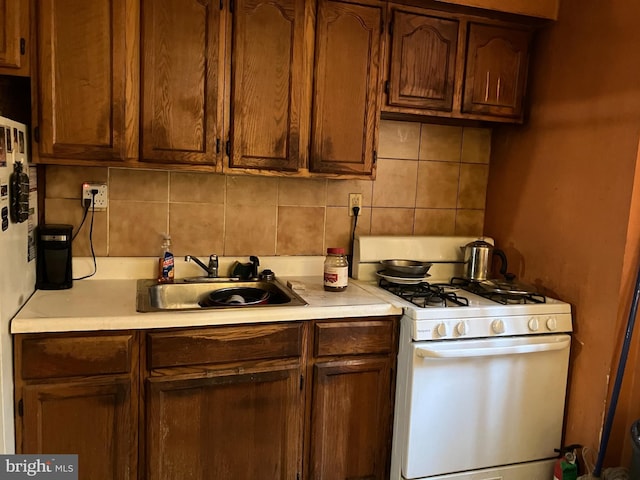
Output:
top-left (81, 183), bottom-right (108, 210)
top-left (348, 193), bottom-right (362, 216)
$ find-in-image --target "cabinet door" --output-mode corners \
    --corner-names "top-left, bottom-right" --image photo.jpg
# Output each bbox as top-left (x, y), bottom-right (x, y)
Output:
top-left (229, 0), bottom-right (307, 171)
top-left (146, 365), bottom-right (303, 480)
top-left (462, 22), bottom-right (530, 118)
top-left (35, 0), bottom-right (129, 161)
top-left (388, 10), bottom-right (458, 111)
top-left (141, 0), bottom-right (222, 166)
top-left (309, 357), bottom-right (392, 480)
top-left (0, 0), bottom-right (27, 73)
top-left (310, 0), bottom-right (383, 176)
top-left (21, 378), bottom-right (137, 480)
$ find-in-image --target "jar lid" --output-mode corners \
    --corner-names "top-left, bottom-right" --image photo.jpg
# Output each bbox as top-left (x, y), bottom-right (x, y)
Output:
top-left (327, 247), bottom-right (345, 254)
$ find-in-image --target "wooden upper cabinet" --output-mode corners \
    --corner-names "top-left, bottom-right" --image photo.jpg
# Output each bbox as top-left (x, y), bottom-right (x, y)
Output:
top-left (310, 0), bottom-right (383, 176)
top-left (229, 0), bottom-right (307, 172)
top-left (0, 0), bottom-right (29, 75)
top-left (388, 10), bottom-right (458, 111)
top-left (462, 22), bottom-right (530, 119)
top-left (34, 0), bottom-right (131, 162)
top-left (383, 5), bottom-right (533, 124)
top-left (141, 0), bottom-right (222, 166)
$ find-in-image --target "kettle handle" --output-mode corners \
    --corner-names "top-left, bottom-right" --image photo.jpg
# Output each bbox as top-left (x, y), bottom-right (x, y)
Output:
top-left (494, 249), bottom-right (508, 276)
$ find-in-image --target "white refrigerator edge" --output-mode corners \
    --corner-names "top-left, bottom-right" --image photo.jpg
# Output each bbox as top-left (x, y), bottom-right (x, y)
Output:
top-left (0, 115), bottom-right (37, 453)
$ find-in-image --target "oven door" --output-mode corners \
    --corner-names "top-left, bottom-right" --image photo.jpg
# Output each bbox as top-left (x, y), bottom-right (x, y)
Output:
top-left (401, 334), bottom-right (571, 479)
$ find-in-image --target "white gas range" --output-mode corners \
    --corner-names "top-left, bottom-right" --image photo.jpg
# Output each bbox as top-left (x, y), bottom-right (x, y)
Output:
top-left (352, 235), bottom-right (573, 480)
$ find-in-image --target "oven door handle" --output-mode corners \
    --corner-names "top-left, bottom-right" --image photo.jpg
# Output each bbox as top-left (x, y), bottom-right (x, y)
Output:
top-left (415, 337), bottom-right (570, 359)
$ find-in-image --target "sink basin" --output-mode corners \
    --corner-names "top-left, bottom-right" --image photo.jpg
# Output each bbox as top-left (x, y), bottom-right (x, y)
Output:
top-left (136, 278), bottom-right (308, 312)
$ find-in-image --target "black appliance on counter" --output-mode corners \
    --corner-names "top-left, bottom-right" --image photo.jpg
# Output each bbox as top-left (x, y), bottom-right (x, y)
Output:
top-left (36, 224), bottom-right (73, 290)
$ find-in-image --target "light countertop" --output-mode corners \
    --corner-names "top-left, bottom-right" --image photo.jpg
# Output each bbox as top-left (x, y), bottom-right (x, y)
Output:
top-left (12, 268), bottom-right (402, 334)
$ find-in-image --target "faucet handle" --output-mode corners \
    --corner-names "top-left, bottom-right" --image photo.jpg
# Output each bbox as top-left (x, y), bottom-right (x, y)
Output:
top-left (208, 254), bottom-right (219, 277)
top-left (249, 255), bottom-right (260, 278)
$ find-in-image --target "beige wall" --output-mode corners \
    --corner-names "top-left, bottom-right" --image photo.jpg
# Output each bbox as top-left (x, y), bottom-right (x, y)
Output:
top-left (485, 0), bottom-right (640, 467)
top-left (44, 120), bottom-right (491, 258)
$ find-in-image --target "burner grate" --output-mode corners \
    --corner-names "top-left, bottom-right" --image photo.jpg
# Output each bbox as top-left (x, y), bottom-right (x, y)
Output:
top-left (450, 277), bottom-right (546, 304)
top-left (379, 278), bottom-right (469, 308)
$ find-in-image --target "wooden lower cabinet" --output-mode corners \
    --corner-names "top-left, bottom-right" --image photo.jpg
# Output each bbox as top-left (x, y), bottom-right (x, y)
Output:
top-left (22, 378), bottom-right (136, 480)
top-left (309, 358), bottom-right (392, 480)
top-left (146, 366), bottom-right (303, 480)
top-left (307, 318), bottom-right (398, 480)
top-left (15, 317), bottom-right (399, 480)
top-left (14, 332), bottom-right (138, 480)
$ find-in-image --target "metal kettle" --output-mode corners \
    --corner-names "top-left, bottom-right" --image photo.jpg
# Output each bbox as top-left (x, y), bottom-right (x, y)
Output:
top-left (461, 239), bottom-right (508, 281)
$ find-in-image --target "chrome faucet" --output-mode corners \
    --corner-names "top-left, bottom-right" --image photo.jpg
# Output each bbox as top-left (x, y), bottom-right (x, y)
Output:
top-left (185, 254), bottom-right (218, 278)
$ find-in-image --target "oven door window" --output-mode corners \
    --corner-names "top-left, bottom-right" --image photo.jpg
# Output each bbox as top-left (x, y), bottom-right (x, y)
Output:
top-left (401, 334), bottom-right (570, 479)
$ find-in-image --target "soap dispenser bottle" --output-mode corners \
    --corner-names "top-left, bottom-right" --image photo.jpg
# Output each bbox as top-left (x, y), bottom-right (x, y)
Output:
top-left (158, 234), bottom-right (174, 283)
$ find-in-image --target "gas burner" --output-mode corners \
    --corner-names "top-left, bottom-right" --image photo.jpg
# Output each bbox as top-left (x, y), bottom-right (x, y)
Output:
top-left (480, 292), bottom-right (546, 305)
top-left (449, 276), bottom-right (546, 305)
top-left (378, 278), bottom-right (469, 308)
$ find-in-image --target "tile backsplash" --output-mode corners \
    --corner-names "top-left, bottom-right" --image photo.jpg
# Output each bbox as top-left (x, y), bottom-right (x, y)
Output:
top-left (44, 120), bottom-right (490, 257)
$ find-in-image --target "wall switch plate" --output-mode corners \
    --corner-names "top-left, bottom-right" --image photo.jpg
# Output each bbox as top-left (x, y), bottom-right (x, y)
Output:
top-left (348, 193), bottom-right (362, 216)
top-left (81, 183), bottom-right (108, 210)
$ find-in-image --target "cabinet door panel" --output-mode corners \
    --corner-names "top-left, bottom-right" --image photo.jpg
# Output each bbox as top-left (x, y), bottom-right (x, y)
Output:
top-left (147, 366), bottom-right (302, 480)
top-left (141, 0), bottom-right (221, 165)
top-left (230, 0), bottom-right (306, 171)
top-left (462, 23), bottom-right (530, 118)
top-left (36, 0), bottom-right (127, 160)
top-left (309, 357), bottom-right (392, 480)
top-left (22, 378), bottom-right (136, 480)
top-left (388, 10), bottom-right (458, 111)
top-left (310, 0), bottom-right (383, 175)
top-left (0, 0), bottom-right (22, 69)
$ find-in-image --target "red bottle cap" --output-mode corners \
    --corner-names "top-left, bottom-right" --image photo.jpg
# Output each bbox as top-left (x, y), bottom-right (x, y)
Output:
top-left (327, 247), bottom-right (345, 254)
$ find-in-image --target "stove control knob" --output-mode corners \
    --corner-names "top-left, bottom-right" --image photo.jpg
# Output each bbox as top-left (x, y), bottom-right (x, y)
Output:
top-left (491, 319), bottom-right (505, 334)
top-left (456, 321), bottom-right (467, 336)
top-left (436, 322), bottom-right (448, 338)
top-left (528, 317), bottom-right (540, 331)
top-left (546, 316), bottom-right (557, 331)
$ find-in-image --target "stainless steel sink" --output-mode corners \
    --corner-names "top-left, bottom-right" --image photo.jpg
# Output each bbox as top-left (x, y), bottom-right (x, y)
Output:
top-left (136, 278), bottom-right (308, 312)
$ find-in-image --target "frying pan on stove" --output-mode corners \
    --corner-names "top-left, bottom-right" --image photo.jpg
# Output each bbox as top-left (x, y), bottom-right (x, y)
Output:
top-left (380, 259), bottom-right (432, 277)
top-left (478, 278), bottom-right (538, 296)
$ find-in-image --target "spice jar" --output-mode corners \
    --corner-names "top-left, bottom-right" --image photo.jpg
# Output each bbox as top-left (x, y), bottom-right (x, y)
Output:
top-left (324, 247), bottom-right (348, 292)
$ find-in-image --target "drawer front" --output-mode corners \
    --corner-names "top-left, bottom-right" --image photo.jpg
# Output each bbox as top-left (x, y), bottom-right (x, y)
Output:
top-left (148, 323), bottom-right (303, 369)
top-left (314, 319), bottom-right (394, 357)
top-left (20, 333), bottom-right (134, 379)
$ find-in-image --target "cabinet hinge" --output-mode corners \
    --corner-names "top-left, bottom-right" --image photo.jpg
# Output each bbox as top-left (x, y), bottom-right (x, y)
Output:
top-left (17, 399), bottom-right (23, 417)
top-left (389, 21), bottom-right (394, 36)
top-left (216, 138), bottom-right (220, 154)
top-left (33, 127), bottom-right (39, 143)
top-left (225, 140), bottom-right (230, 157)
top-left (20, 38), bottom-right (25, 55)
top-left (384, 80), bottom-right (390, 95)
top-left (373, 150), bottom-right (377, 165)
top-left (219, 0), bottom-right (223, 9)
top-left (229, 0), bottom-right (234, 12)
top-left (299, 375), bottom-right (304, 391)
